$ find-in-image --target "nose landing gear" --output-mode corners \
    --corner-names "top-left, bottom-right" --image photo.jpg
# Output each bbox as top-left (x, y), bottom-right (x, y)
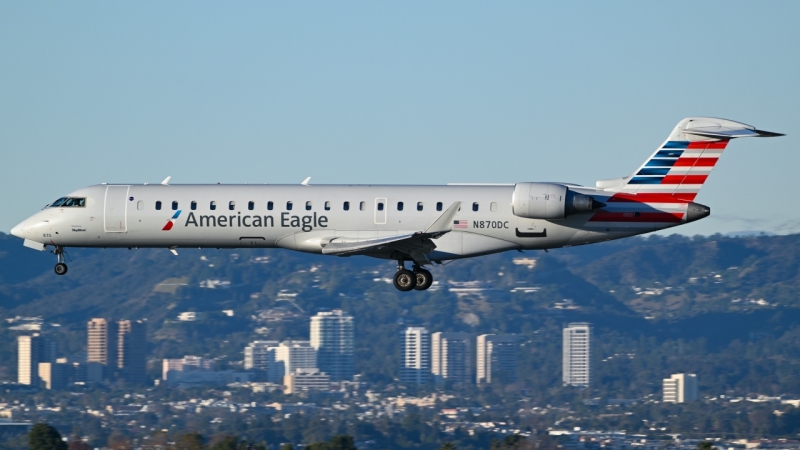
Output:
top-left (393, 262), bottom-right (433, 292)
top-left (53, 246), bottom-right (68, 276)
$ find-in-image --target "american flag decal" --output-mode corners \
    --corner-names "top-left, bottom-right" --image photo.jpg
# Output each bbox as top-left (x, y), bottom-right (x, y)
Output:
top-left (453, 220), bottom-right (468, 229)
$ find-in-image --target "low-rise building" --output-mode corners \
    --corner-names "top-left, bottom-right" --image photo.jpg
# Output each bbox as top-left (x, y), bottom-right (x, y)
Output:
top-left (284, 368), bottom-right (331, 394)
top-left (163, 356), bottom-right (215, 381)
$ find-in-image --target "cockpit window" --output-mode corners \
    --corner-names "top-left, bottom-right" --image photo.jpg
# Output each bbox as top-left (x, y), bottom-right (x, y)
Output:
top-left (50, 197), bottom-right (85, 207)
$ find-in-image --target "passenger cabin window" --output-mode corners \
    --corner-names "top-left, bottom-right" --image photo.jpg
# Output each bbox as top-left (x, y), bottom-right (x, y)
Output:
top-left (359, 201), bottom-right (365, 211)
top-left (137, 201), bottom-right (143, 210)
top-left (377, 202), bottom-right (384, 211)
top-left (343, 201), bottom-right (350, 211)
top-left (490, 202), bottom-right (497, 212)
top-left (210, 201), bottom-right (217, 211)
top-left (472, 202), bottom-right (479, 212)
top-left (172, 201), bottom-right (178, 211)
top-left (191, 201), bottom-right (197, 211)
top-left (248, 201), bottom-right (254, 211)
top-left (436, 202), bottom-right (443, 211)
top-left (287, 201), bottom-right (293, 211)
top-left (156, 201), bottom-right (162, 211)
top-left (306, 201), bottom-right (312, 211)
top-left (324, 201), bottom-right (330, 211)
top-left (267, 201), bottom-right (274, 210)
top-left (417, 202), bottom-right (423, 211)
top-left (397, 202), bottom-right (404, 211)
top-left (229, 201), bottom-right (235, 211)
top-left (50, 197), bottom-right (86, 207)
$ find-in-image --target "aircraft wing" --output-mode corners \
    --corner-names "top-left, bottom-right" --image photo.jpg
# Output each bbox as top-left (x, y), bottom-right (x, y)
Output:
top-left (320, 202), bottom-right (462, 263)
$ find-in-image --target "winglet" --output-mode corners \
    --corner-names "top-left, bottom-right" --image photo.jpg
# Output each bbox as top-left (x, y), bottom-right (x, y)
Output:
top-left (301, 177), bottom-right (311, 186)
top-left (424, 202), bottom-right (462, 236)
top-left (161, 176), bottom-right (171, 185)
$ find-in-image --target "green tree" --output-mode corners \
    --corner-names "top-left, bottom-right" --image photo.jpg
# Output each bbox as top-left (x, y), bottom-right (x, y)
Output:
top-left (29, 423), bottom-right (67, 450)
top-left (329, 435), bottom-right (356, 450)
top-left (175, 433), bottom-right (206, 450)
top-left (439, 443), bottom-right (456, 450)
top-left (210, 436), bottom-right (242, 450)
top-left (279, 444), bottom-right (294, 450)
top-left (698, 442), bottom-right (714, 450)
top-left (500, 435), bottom-right (527, 449)
top-left (304, 443), bottom-right (330, 450)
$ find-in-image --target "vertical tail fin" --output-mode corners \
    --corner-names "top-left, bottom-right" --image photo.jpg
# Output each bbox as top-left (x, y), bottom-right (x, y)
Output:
top-left (599, 117), bottom-right (783, 202)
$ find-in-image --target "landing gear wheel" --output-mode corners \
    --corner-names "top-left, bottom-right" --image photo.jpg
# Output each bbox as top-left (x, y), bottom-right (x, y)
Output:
top-left (413, 269), bottom-right (433, 291)
top-left (393, 269), bottom-right (417, 291)
top-left (52, 246), bottom-right (69, 276)
top-left (54, 263), bottom-right (68, 276)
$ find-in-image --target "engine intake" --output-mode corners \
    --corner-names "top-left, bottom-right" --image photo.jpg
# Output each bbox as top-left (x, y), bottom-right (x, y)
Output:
top-left (512, 182), bottom-right (605, 220)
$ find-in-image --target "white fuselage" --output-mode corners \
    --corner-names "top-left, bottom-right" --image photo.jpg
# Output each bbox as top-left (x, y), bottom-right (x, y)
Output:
top-left (11, 183), bottom-right (689, 262)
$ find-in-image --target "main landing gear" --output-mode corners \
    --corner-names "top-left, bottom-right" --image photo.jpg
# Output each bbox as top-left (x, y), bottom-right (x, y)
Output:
top-left (53, 246), bottom-right (68, 276)
top-left (393, 262), bottom-right (433, 292)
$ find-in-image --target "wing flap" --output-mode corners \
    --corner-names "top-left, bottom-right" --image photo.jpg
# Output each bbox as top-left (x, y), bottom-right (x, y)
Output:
top-left (320, 202), bottom-right (464, 261)
top-left (321, 233), bottom-right (416, 255)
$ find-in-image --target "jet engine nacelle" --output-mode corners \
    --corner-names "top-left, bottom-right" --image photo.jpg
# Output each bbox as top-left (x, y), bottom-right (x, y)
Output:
top-left (512, 182), bottom-right (605, 220)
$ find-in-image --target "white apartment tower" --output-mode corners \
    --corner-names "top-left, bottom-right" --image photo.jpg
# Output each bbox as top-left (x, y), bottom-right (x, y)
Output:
top-left (244, 340), bottom-right (279, 372)
top-left (431, 332), bottom-right (472, 384)
top-left (476, 334), bottom-right (519, 384)
top-left (276, 340), bottom-right (318, 376)
top-left (310, 310), bottom-right (354, 381)
top-left (400, 327), bottom-right (430, 385)
top-left (18, 334), bottom-right (56, 385)
top-left (563, 322), bottom-right (591, 387)
top-left (663, 373), bottom-right (698, 403)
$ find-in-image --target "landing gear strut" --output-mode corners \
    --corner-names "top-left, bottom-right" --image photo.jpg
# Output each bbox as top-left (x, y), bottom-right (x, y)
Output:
top-left (393, 262), bottom-right (434, 292)
top-left (53, 246), bottom-right (68, 276)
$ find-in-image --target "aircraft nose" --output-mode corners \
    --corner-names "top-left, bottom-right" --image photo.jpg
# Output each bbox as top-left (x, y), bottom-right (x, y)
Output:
top-left (10, 222), bottom-right (25, 239)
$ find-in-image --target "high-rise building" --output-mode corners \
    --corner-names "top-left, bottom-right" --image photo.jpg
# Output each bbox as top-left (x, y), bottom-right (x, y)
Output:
top-left (17, 334), bottom-right (56, 385)
top-left (563, 322), bottom-right (591, 387)
top-left (38, 361), bottom-right (70, 390)
top-left (476, 334), bottom-right (519, 384)
top-left (88, 318), bottom-right (146, 383)
top-left (118, 320), bottom-right (147, 384)
top-left (400, 327), bottom-right (430, 385)
top-left (431, 332), bottom-right (472, 384)
top-left (88, 318), bottom-right (118, 379)
top-left (276, 340), bottom-right (318, 380)
top-left (663, 373), bottom-right (698, 403)
top-left (310, 310), bottom-right (354, 381)
top-left (244, 340), bottom-right (279, 370)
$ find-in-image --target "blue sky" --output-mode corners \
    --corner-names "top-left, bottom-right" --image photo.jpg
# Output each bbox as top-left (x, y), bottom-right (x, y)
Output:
top-left (1, 2), bottom-right (797, 235)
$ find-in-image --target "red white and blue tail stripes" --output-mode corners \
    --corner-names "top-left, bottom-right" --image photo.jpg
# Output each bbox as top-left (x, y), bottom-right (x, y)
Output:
top-left (623, 140), bottom-right (727, 201)
top-left (590, 139), bottom-right (728, 225)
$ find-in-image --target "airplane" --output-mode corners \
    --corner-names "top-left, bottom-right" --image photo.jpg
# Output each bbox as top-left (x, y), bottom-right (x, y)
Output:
top-left (9, 117), bottom-right (782, 291)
